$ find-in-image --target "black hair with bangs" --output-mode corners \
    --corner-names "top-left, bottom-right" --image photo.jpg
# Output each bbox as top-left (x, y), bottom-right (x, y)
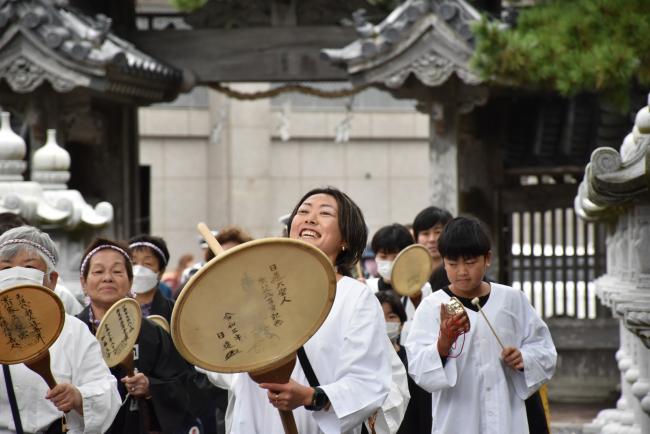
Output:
top-left (371, 224), bottom-right (414, 255)
top-left (287, 186), bottom-right (367, 277)
top-left (375, 290), bottom-right (407, 324)
top-left (438, 217), bottom-right (491, 260)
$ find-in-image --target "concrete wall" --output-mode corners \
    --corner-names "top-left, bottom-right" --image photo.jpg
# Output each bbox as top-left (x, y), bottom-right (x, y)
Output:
top-left (139, 85), bottom-right (430, 265)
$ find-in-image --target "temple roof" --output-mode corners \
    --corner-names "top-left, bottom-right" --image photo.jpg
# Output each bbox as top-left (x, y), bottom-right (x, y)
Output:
top-left (0, 0), bottom-right (182, 102)
top-left (321, 0), bottom-right (482, 89)
top-left (574, 94), bottom-right (650, 221)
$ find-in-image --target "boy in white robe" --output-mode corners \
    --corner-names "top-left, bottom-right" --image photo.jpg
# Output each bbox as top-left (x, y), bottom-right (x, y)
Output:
top-left (406, 217), bottom-right (556, 434)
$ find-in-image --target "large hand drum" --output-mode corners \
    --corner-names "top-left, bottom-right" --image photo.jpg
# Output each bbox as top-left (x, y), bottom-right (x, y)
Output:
top-left (391, 244), bottom-right (434, 297)
top-left (96, 298), bottom-right (142, 375)
top-left (0, 284), bottom-right (64, 368)
top-left (172, 236), bottom-right (337, 434)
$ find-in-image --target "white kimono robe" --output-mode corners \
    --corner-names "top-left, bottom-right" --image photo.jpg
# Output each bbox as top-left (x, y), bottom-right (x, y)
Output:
top-left (366, 278), bottom-right (432, 345)
top-left (0, 314), bottom-right (121, 434)
top-left (230, 276), bottom-right (391, 434)
top-left (405, 283), bottom-right (556, 434)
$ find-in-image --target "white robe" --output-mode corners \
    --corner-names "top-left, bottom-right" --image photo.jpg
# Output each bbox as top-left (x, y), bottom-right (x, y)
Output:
top-left (230, 277), bottom-right (391, 434)
top-left (54, 282), bottom-right (84, 316)
top-left (405, 283), bottom-right (557, 434)
top-left (0, 314), bottom-right (121, 434)
top-left (366, 278), bottom-right (432, 345)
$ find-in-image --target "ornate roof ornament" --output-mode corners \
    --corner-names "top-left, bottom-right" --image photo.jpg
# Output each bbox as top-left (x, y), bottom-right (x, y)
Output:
top-left (322, 0), bottom-right (483, 90)
top-left (574, 94), bottom-right (650, 221)
top-left (0, 0), bottom-right (182, 102)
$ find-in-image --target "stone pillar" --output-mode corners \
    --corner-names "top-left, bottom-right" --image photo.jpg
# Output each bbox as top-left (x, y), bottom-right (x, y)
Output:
top-left (429, 102), bottom-right (458, 215)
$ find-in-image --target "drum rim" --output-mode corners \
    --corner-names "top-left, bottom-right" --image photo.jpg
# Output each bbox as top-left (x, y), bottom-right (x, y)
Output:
top-left (0, 284), bottom-right (65, 365)
top-left (147, 314), bottom-right (170, 333)
top-left (172, 237), bottom-right (337, 373)
top-left (96, 297), bottom-right (142, 367)
top-left (391, 244), bottom-right (433, 296)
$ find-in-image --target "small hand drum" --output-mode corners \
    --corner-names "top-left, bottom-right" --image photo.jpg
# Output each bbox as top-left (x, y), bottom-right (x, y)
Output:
top-left (171, 237), bottom-right (336, 373)
top-left (0, 284), bottom-right (64, 365)
top-left (391, 244), bottom-right (434, 297)
top-left (147, 314), bottom-right (170, 333)
top-left (96, 298), bottom-right (142, 369)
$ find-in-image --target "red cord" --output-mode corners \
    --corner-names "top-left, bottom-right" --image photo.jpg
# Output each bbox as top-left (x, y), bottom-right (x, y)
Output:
top-left (438, 329), bottom-right (467, 359)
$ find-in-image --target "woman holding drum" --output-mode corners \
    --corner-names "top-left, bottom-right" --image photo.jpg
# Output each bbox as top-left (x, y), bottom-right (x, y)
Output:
top-left (76, 238), bottom-right (210, 433)
top-left (230, 187), bottom-right (391, 434)
top-left (0, 226), bottom-right (120, 433)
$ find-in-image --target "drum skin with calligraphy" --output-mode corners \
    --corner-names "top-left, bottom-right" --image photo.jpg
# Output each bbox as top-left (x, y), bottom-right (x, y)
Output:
top-left (172, 237), bottom-right (336, 373)
top-left (0, 284), bottom-right (64, 364)
top-left (96, 298), bottom-right (142, 367)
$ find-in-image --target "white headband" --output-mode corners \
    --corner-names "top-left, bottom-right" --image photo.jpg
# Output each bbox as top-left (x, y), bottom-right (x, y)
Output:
top-left (80, 244), bottom-right (132, 277)
top-left (0, 239), bottom-right (57, 266)
top-left (129, 241), bottom-right (168, 266)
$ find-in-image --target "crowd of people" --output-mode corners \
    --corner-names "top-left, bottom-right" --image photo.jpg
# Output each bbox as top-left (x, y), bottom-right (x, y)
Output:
top-left (0, 185), bottom-right (557, 434)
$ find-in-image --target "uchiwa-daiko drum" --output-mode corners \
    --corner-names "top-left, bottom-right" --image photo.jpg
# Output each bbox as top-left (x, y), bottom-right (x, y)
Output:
top-left (96, 297), bottom-right (142, 374)
top-left (390, 244), bottom-right (433, 297)
top-left (0, 284), bottom-right (65, 368)
top-left (171, 236), bottom-right (337, 434)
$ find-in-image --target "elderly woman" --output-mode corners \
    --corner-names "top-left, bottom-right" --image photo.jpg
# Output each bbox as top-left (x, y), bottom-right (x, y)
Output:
top-left (76, 238), bottom-right (208, 434)
top-left (0, 226), bottom-right (120, 433)
top-left (229, 187), bottom-right (392, 434)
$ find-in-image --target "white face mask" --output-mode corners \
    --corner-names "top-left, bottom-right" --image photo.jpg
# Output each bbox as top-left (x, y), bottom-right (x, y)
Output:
top-left (386, 321), bottom-right (401, 342)
top-left (131, 265), bottom-right (159, 294)
top-left (0, 267), bottom-right (46, 292)
top-left (376, 260), bottom-right (394, 281)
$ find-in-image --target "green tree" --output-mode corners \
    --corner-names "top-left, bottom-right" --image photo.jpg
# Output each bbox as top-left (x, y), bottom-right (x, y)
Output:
top-left (471, 0), bottom-right (650, 109)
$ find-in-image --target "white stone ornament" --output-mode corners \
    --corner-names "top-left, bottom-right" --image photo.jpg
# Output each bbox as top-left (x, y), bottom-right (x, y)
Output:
top-left (32, 129), bottom-right (71, 190)
top-left (0, 111), bottom-right (27, 181)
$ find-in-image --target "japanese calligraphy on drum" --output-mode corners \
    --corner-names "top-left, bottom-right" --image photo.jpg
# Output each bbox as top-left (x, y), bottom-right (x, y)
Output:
top-left (0, 285), bottom-right (64, 364)
top-left (172, 238), bottom-right (336, 373)
top-left (96, 298), bottom-right (142, 367)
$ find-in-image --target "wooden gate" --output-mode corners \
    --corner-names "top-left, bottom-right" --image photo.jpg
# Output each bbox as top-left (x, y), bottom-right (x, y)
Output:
top-left (497, 169), bottom-right (609, 319)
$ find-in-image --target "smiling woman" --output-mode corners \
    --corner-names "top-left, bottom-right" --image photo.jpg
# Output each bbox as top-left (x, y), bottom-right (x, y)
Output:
top-left (229, 186), bottom-right (393, 434)
top-left (77, 238), bottom-right (215, 434)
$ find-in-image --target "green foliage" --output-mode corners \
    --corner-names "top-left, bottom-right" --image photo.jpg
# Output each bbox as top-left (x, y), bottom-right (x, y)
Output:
top-left (169, 0), bottom-right (207, 12)
top-left (471, 0), bottom-right (650, 109)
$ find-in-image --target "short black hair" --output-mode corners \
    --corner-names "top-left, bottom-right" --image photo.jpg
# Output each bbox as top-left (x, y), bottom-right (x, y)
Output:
top-left (438, 217), bottom-right (491, 260)
top-left (371, 224), bottom-right (414, 255)
top-left (287, 187), bottom-right (367, 277)
top-left (375, 290), bottom-right (407, 324)
top-left (129, 234), bottom-right (170, 271)
top-left (412, 206), bottom-right (453, 240)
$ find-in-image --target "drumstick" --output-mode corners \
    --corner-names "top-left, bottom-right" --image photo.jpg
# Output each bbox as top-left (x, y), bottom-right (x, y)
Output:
top-left (197, 222), bottom-right (225, 256)
top-left (471, 297), bottom-right (505, 350)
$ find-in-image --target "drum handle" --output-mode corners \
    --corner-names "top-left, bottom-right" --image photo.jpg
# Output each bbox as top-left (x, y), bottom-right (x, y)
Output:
top-left (279, 410), bottom-right (298, 434)
top-left (197, 222), bottom-right (225, 256)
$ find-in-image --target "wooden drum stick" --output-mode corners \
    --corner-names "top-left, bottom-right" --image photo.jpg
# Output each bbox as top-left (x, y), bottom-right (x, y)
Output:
top-left (471, 297), bottom-right (505, 350)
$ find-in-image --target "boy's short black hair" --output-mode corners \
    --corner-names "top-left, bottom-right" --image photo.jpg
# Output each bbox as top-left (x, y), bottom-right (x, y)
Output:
top-left (375, 290), bottom-right (407, 324)
top-left (412, 206), bottom-right (453, 240)
top-left (438, 217), bottom-right (491, 260)
top-left (371, 224), bottom-right (414, 255)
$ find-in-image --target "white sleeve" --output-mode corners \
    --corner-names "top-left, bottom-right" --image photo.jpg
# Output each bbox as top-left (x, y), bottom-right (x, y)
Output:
top-left (405, 297), bottom-right (458, 393)
top-left (196, 366), bottom-right (235, 391)
top-left (314, 291), bottom-right (392, 433)
top-left (54, 284), bottom-right (84, 316)
top-left (65, 318), bottom-right (121, 434)
top-left (366, 339), bottom-right (410, 434)
top-left (507, 292), bottom-right (557, 399)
